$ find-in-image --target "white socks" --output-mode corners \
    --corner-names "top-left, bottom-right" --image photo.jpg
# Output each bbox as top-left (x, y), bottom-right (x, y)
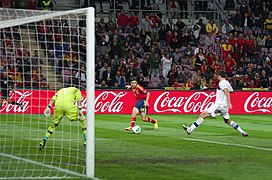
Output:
top-left (190, 117), bottom-right (204, 131)
top-left (229, 121), bottom-right (244, 134)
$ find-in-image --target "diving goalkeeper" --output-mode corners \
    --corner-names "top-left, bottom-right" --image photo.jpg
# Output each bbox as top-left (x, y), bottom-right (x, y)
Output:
top-left (39, 86), bottom-right (86, 151)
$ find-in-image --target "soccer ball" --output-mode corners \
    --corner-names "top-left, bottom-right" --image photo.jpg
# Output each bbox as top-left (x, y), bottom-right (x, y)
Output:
top-left (132, 125), bottom-right (141, 134)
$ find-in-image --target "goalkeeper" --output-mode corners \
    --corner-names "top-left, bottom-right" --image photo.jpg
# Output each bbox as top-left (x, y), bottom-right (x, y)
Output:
top-left (39, 86), bottom-right (86, 151)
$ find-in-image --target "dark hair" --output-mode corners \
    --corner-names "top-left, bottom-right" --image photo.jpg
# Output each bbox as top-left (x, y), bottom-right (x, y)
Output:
top-left (217, 70), bottom-right (227, 78)
top-left (130, 77), bottom-right (137, 82)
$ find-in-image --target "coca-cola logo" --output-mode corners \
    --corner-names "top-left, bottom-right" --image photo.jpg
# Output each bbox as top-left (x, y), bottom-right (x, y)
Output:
top-left (244, 92), bottom-right (272, 113)
top-left (154, 92), bottom-right (215, 113)
top-left (94, 91), bottom-right (127, 112)
top-left (0, 91), bottom-right (32, 113)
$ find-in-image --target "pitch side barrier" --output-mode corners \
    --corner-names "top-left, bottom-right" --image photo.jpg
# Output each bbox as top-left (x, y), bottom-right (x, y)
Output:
top-left (0, 90), bottom-right (271, 114)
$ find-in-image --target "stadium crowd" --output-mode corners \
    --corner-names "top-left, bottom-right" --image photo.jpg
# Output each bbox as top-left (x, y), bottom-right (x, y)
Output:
top-left (0, 0), bottom-right (272, 90)
top-left (93, 0), bottom-right (272, 90)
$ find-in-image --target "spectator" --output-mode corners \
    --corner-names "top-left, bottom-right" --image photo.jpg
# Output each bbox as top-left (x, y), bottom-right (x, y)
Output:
top-left (97, 17), bottom-right (106, 33)
top-left (2, 0), bottom-right (11, 8)
top-left (187, 31), bottom-right (198, 47)
top-left (170, 31), bottom-right (182, 51)
top-left (137, 72), bottom-right (149, 87)
top-left (229, 12), bottom-right (240, 27)
top-left (239, 1), bottom-right (249, 17)
top-left (99, 80), bottom-right (108, 87)
top-left (196, 18), bottom-right (206, 35)
top-left (140, 58), bottom-right (151, 77)
top-left (193, 48), bottom-right (207, 71)
top-left (128, 12), bottom-right (139, 34)
top-left (150, 53), bottom-right (161, 81)
top-left (117, 10), bottom-right (129, 33)
top-left (109, 37), bottom-right (122, 59)
top-left (204, 33), bottom-right (215, 49)
top-left (212, 55), bottom-right (223, 73)
top-left (240, 13), bottom-right (253, 34)
top-left (102, 66), bottom-right (115, 87)
top-left (224, 0), bottom-right (235, 10)
top-left (75, 66), bottom-right (87, 87)
top-left (224, 54), bottom-right (237, 77)
top-left (105, 16), bottom-right (117, 32)
top-left (192, 24), bottom-right (201, 40)
top-left (161, 53), bottom-right (172, 78)
top-left (175, 66), bottom-right (186, 83)
top-left (158, 77), bottom-right (168, 88)
top-left (222, 39), bottom-right (233, 59)
top-left (206, 19), bottom-right (218, 35)
top-left (184, 43), bottom-right (195, 59)
top-left (158, 24), bottom-right (167, 47)
top-left (167, 64), bottom-right (176, 86)
top-left (191, 70), bottom-right (202, 89)
top-left (250, 40), bottom-right (262, 64)
top-left (232, 42), bottom-right (242, 62)
top-left (212, 38), bottom-right (222, 58)
top-left (125, 62), bottom-right (138, 84)
top-left (260, 51), bottom-right (272, 66)
top-left (172, 48), bottom-right (182, 65)
top-left (172, 79), bottom-right (183, 89)
top-left (257, 33), bottom-right (267, 47)
top-left (183, 66), bottom-right (193, 82)
top-left (266, 34), bottom-right (272, 49)
top-left (200, 59), bottom-right (208, 75)
top-left (114, 70), bottom-right (125, 88)
top-left (141, 15), bottom-right (153, 37)
top-left (222, 19), bottom-right (234, 35)
top-left (263, 15), bottom-right (272, 34)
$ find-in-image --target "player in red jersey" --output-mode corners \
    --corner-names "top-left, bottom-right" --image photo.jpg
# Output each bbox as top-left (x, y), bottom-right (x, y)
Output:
top-left (124, 78), bottom-right (158, 131)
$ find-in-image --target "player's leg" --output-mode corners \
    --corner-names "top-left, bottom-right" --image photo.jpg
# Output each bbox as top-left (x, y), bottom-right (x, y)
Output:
top-left (182, 105), bottom-right (216, 135)
top-left (39, 108), bottom-right (63, 151)
top-left (222, 112), bottom-right (248, 137)
top-left (140, 104), bottom-right (158, 130)
top-left (66, 107), bottom-right (87, 145)
top-left (125, 107), bottom-right (139, 131)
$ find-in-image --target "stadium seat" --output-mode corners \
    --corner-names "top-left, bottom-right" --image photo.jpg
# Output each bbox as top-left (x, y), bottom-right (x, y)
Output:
top-left (102, 2), bottom-right (111, 14)
top-left (95, 2), bottom-right (101, 14)
top-left (121, 2), bottom-right (130, 12)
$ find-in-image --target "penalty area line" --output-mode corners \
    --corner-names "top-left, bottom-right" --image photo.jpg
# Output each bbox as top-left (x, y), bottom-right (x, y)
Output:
top-left (183, 138), bottom-right (272, 152)
top-left (0, 153), bottom-right (85, 178)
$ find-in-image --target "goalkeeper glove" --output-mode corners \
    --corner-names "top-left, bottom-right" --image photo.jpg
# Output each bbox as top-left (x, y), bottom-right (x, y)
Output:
top-left (78, 106), bottom-right (83, 119)
top-left (44, 105), bottom-right (51, 117)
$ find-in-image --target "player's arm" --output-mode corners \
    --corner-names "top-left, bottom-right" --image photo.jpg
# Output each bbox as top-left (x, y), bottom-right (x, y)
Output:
top-left (145, 91), bottom-right (150, 106)
top-left (75, 88), bottom-right (83, 118)
top-left (223, 88), bottom-right (232, 109)
top-left (44, 93), bottom-right (57, 117)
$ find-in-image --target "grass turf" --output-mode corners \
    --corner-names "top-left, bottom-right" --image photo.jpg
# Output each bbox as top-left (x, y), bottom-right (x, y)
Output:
top-left (0, 114), bottom-right (271, 179)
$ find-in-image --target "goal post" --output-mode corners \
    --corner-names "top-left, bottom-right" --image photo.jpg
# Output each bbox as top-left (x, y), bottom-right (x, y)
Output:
top-left (0, 7), bottom-right (95, 179)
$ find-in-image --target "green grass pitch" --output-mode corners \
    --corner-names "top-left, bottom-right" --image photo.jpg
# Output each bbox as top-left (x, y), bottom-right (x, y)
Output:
top-left (0, 114), bottom-right (272, 179)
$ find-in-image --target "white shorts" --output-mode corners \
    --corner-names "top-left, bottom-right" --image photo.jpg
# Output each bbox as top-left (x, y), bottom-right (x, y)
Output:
top-left (206, 104), bottom-right (230, 119)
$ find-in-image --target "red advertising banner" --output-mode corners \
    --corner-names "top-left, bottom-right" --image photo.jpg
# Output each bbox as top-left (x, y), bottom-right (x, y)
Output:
top-left (0, 90), bottom-right (271, 114)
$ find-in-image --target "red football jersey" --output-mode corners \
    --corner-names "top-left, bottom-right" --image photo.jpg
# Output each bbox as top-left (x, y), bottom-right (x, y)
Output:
top-left (132, 84), bottom-right (147, 101)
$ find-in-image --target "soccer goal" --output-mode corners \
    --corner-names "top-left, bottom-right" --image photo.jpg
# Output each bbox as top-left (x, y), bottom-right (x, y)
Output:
top-left (0, 7), bottom-right (95, 179)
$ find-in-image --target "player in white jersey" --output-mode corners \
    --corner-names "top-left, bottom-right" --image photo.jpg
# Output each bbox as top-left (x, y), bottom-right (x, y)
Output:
top-left (182, 70), bottom-right (248, 137)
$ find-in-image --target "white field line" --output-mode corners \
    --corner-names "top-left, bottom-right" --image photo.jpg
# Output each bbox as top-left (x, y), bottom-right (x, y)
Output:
top-left (0, 153), bottom-right (85, 178)
top-left (0, 177), bottom-right (75, 179)
top-left (97, 137), bottom-right (272, 152)
top-left (183, 138), bottom-right (272, 152)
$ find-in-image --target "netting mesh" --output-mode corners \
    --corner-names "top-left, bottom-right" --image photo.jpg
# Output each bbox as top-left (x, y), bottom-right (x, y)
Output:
top-left (0, 8), bottom-right (88, 179)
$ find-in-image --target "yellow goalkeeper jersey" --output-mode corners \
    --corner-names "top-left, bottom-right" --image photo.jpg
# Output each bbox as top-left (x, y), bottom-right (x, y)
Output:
top-left (52, 87), bottom-right (82, 108)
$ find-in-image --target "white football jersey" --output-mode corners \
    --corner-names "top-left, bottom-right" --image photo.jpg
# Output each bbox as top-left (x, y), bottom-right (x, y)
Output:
top-left (215, 79), bottom-right (233, 106)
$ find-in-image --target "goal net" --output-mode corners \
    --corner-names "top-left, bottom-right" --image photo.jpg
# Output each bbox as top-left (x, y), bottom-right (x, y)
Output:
top-left (0, 8), bottom-right (95, 179)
